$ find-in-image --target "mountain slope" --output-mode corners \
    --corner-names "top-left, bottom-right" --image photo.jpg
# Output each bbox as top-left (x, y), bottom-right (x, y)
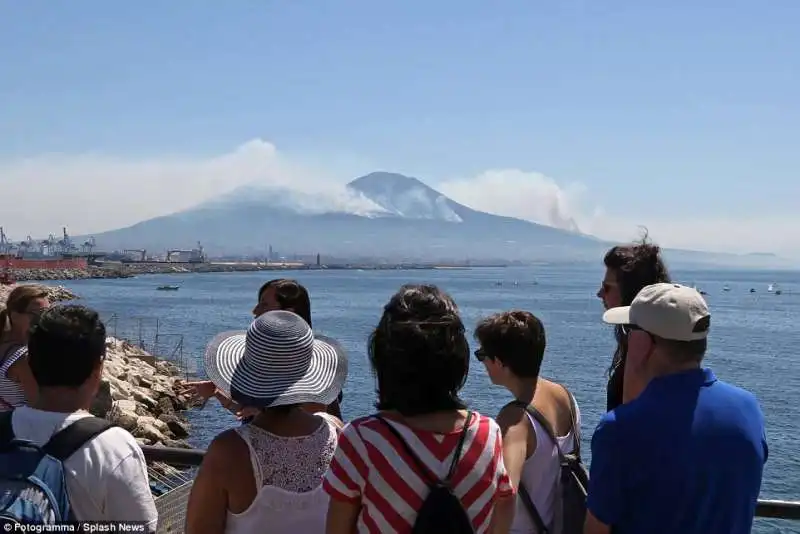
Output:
top-left (86, 172), bottom-right (607, 260)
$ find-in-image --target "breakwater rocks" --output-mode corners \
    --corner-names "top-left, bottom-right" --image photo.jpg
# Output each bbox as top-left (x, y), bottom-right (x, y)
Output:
top-left (8, 260), bottom-right (477, 282)
top-left (10, 262), bottom-right (303, 282)
top-left (0, 283), bottom-right (79, 303)
top-left (95, 337), bottom-right (194, 448)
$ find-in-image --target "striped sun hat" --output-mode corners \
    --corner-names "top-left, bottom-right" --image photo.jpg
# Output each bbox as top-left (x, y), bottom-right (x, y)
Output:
top-left (204, 310), bottom-right (348, 409)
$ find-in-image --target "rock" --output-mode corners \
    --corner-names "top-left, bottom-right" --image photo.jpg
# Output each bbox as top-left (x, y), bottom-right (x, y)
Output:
top-left (94, 336), bottom-right (191, 445)
top-left (156, 397), bottom-right (174, 416)
top-left (132, 388), bottom-right (158, 411)
top-left (158, 414), bottom-right (190, 438)
top-left (162, 438), bottom-right (191, 449)
top-left (0, 283), bottom-right (78, 304)
top-left (108, 402), bottom-right (139, 432)
top-left (89, 380), bottom-right (112, 418)
top-left (135, 421), bottom-right (168, 443)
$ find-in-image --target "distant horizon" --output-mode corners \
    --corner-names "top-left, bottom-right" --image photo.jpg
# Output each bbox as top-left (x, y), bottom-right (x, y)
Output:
top-left (0, 167), bottom-right (789, 264)
top-left (2, 3), bottom-right (798, 256)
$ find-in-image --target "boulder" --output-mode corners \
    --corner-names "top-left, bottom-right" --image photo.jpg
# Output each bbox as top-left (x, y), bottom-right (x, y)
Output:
top-left (97, 336), bottom-right (191, 446)
top-left (89, 380), bottom-right (113, 418)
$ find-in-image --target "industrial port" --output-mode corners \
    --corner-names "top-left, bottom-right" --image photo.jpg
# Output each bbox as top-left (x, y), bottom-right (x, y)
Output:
top-left (0, 226), bottom-right (494, 284)
top-left (0, 227), bottom-right (206, 267)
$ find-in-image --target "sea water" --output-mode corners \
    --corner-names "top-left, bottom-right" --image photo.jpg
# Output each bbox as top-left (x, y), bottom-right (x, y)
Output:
top-left (56, 263), bottom-right (800, 532)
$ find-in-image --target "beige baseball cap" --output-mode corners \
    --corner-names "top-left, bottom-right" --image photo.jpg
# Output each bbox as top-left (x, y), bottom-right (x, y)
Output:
top-left (602, 283), bottom-right (710, 341)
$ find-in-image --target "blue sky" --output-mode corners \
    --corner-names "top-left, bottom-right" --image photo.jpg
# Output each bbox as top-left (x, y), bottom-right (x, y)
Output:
top-left (1, 1), bottom-right (798, 255)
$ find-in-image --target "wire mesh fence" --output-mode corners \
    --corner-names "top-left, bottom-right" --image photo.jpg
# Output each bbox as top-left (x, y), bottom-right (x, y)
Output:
top-left (103, 313), bottom-right (198, 378)
top-left (149, 462), bottom-right (195, 534)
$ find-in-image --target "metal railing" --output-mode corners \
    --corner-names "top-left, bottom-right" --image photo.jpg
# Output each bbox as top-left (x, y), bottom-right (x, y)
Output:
top-left (140, 446), bottom-right (800, 522)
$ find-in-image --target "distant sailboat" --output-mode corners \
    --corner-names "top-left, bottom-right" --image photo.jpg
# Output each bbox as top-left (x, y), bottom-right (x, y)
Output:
top-left (768, 283), bottom-right (775, 292)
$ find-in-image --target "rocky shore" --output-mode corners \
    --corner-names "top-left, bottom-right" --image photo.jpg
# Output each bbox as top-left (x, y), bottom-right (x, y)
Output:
top-left (8, 259), bottom-right (464, 282)
top-left (1, 283), bottom-right (194, 449)
top-left (10, 262), bottom-right (306, 282)
top-left (96, 337), bottom-right (193, 448)
top-left (0, 283), bottom-right (79, 303)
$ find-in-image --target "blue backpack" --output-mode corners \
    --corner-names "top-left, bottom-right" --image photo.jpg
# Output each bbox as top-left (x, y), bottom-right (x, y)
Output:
top-left (0, 411), bottom-right (113, 524)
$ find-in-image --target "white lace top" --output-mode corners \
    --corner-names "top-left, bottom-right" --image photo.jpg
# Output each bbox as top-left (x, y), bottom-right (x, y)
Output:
top-left (225, 413), bottom-right (341, 534)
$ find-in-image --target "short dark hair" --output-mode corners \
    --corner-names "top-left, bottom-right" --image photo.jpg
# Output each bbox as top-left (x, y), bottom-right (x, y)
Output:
top-left (474, 310), bottom-right (546, 379)
top-left (369, 284), bottom-right (469, 417)
top-left (28, 305), bottom-right (106, 388)
top-left (258, 279), bottom-right (312, 327)
top-left (653, 316), bottom-right (710, 365)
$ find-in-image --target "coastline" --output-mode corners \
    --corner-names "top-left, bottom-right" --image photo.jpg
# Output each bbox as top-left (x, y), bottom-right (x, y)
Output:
top-left (7, 261), bottom-right (481, 282)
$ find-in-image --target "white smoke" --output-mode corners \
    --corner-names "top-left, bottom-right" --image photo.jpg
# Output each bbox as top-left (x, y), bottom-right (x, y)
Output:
top-left (0, 139), bottom-right (797, 256)
top-left (439, 169), bottom-right (585, 233)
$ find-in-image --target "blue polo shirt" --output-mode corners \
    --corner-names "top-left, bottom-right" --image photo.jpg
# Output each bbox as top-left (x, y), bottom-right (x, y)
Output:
top-left (587, 368), bottom-right (768, 534)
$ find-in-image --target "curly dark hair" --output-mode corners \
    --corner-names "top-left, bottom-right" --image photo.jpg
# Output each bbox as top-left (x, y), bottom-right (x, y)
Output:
top-left (603, 231), bottom-right (671, 410)
top-left (369, 284), bottom-right (469, 417)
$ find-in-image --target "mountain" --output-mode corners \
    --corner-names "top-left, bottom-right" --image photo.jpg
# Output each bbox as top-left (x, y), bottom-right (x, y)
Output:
top-left (84, 171), bottom-right (607, 261)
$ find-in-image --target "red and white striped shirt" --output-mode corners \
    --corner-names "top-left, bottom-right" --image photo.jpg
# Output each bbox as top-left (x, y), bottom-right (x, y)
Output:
top-left (323, 411), bottom-right (515, 533)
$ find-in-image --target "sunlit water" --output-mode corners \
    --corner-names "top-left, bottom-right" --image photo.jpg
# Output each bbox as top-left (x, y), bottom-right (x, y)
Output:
top-left (53, 264), bottom-right (800, 533)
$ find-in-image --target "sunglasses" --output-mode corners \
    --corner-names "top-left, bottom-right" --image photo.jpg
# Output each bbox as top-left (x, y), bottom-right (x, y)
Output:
top-left (621, 324), bottom-right (652, 338)
top-left (474, 348), bottom-right (489, 362)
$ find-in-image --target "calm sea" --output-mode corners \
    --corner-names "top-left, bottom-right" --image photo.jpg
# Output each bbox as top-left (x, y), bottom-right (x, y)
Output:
top-left (53, 264), bottom-right (799, 533)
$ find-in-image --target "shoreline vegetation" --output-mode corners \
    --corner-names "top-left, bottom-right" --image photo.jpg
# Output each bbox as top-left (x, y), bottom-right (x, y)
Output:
top-left (7, 261), bottom-right (483, 282)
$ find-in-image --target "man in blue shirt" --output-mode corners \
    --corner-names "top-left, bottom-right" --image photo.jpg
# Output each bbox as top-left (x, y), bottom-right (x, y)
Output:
top-left (585, 283), bottom-right (768, 534)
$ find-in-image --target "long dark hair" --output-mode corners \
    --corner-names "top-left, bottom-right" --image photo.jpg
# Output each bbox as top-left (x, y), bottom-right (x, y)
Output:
top-left (603, 233), bottom-right (670, 407)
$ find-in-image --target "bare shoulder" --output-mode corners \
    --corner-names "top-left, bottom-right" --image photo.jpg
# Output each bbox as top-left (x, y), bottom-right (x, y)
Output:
top-left (204, 429), bottom-right (247, 467)
top-left (538, 378), bottom-right (573, 408)
top-left (536, 378), bottom-right (575, 434)
top-left (494, 402), bottom-right (529, 433)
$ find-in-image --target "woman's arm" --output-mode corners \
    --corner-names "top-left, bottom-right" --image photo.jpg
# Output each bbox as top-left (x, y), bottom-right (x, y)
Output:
top-left (326, 499), bottom-right (360, 534)
top-left (185, 436), bottom-right (229, 534)
top-left (7, 354), bottom-right (38, 405)
top-left (491, 404), bottom-right (530, 534)
top-left (490, 494), bottom-right (517, 534)
top-left (494, 404), bottom-right (531, 495)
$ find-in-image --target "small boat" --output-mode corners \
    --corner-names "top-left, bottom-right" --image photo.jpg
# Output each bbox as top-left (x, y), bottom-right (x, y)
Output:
top-left (156, 285), bottom-right (181, 291)
top-left (723, 286), bottom-right (730, 292)
top-left (768, 283), bottom-right (775, 293)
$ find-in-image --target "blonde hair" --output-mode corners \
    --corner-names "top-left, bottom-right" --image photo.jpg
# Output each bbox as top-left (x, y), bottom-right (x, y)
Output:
top-left (0, 284), bottom-right (49, 337)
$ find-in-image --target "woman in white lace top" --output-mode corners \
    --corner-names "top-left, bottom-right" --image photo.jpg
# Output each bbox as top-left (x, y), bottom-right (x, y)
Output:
top-left (186, 310), bottom-right (348, 534)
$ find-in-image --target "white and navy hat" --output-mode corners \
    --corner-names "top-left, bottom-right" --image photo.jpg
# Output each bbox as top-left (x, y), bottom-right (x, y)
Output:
top-left (204, 310), bottom-right (348, 409)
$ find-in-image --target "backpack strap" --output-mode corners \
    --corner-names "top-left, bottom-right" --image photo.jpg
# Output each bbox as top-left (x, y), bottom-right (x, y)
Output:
top-left (375, 411), bottom-right (472, 486)
top-left (42, 417), bottom-right (114, 461)
top-left (561, 385), bottom-right (581, 459)
top-left (506, 400), bottom-right (554, 534)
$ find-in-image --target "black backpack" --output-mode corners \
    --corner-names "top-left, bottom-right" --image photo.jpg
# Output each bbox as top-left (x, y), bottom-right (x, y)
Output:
top-left (512, 389), bottom-right (589, 534)
top-left (375, 412), bottom-right (475, 534)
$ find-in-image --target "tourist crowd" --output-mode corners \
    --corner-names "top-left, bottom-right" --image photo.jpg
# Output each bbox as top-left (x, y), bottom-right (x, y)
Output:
top-left (0, 239), bottom-right (768, 534)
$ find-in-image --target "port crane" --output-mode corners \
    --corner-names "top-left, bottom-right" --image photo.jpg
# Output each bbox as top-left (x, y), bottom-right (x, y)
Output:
top-left (0, 227), bottom-right (13, 256)
top-left (81, 237), bottom-right (96, 254)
